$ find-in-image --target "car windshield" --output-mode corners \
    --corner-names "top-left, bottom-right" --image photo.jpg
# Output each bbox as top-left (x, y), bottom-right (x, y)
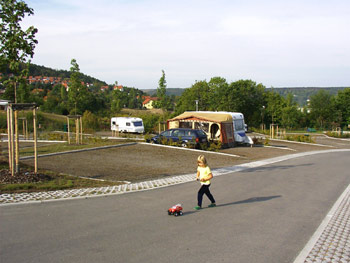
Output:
top-left (196, 130), bottom-right (207, 137)
top-left (161, 130), bottom-right (171, 136)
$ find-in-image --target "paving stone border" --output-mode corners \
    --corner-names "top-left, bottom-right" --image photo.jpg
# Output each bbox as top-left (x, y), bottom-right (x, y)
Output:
top-left (294, 184), bottom-right (350, 263)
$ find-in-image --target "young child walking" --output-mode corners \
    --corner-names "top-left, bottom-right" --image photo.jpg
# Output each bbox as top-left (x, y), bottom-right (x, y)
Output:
top-left (194, 155), bottom-right (216, 210)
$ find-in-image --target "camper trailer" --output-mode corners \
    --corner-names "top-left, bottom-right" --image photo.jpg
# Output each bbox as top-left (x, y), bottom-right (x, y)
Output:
top-left (167, 111), bottom-right (252, 147)
top-left (111, 117), bottom-right (144, 133)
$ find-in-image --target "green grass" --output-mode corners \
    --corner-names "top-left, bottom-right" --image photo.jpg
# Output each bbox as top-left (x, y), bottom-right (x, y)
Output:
top-left (0, 167), bottom-right (122, 194)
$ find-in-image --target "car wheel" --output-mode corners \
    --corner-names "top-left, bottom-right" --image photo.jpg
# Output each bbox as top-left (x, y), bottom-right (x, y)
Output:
top-left (181, 142), bottom-right (187, 148)
top-left (174, 212), bottom-right (178, 216)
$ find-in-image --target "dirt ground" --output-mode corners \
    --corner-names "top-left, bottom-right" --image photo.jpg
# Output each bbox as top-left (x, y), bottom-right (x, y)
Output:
top-left (17, 133), bottom-right (350, 183)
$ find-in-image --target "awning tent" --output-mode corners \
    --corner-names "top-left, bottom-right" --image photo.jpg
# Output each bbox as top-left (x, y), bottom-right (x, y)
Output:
top-left (167, 111), bottom-right (235, 147)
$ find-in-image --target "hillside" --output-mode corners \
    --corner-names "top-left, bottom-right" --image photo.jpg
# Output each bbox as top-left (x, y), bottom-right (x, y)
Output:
top-left (142, 88), bottom-right (185, 97)
top-left (28, 64), bottom-right (107, 86)
top-left (270, 87), bottom-right (349, 106)
top-left (143, 86), bottom-right (349, 105)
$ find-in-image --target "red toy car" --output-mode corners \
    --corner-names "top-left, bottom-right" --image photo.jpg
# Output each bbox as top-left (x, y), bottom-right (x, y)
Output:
top-left (168, 204), bottom-right (183, 216)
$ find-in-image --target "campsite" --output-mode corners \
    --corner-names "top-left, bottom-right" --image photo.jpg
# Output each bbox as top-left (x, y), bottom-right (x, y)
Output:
top-left (15, 133), bottom-right (347, 184)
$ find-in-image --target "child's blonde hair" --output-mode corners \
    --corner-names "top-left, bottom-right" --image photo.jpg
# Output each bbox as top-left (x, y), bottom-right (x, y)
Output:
top-left (197, 155), bottom-right (207, 166)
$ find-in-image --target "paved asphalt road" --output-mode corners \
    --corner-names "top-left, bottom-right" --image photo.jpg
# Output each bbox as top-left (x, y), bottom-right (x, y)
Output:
top-left (1, 151), bottom-right (349, 263)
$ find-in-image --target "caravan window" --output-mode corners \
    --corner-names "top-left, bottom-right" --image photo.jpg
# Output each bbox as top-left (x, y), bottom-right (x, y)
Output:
top-left (133, 121), bottom-right (143, 127)
top-left (179, 122), bottom-right (192, 128)
top-left (234, 119), bottom-right (244, 131)
top-left (194, 122), bottom-right (209, 133)
top-left (126, 122), bottom-right (131, 126)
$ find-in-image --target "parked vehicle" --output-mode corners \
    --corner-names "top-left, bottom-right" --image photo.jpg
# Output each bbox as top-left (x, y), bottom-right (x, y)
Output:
top-left (111, 117), bottom-right (144, 133)
top-left (149, 128), bottom-right (208, 148)
top-left (167, 111), bottom-right (252, 147)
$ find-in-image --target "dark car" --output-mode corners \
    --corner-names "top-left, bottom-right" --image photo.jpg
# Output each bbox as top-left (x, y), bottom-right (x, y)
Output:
top-left (150, 128), bottom-right (208, 148)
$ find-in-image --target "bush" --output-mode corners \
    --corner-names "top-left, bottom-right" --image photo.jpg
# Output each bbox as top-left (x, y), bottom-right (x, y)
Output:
top-left (264, 138), bottom-right (270, 146)
top-left (207, 141), bottom-right (222, 152)
top-left (325, 131), bottom-right (350, 138)
top-left (252, 137), bottom-right (263, 145)
top-left (285, 134), bottom-right (314, 143)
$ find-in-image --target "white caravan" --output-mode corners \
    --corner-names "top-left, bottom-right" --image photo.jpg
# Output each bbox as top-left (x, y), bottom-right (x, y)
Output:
top-left (111, 117), bottom-right (144, 133)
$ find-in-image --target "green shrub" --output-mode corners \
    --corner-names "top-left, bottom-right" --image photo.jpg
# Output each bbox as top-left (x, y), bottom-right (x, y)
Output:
top-left (325, 131), bottom-right (350, 138)
top-left (285, 134), bottom-right (314, 143)
top-left (264, 138), bottom-right (270, 146)
top-left (207, 141), bottom-right (222, 152)
top-left (252, 137), bottom-right (263, 145)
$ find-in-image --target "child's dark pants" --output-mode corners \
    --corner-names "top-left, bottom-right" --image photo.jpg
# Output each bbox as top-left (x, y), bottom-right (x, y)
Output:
top-left (197, 184), bottom-right (215, 207)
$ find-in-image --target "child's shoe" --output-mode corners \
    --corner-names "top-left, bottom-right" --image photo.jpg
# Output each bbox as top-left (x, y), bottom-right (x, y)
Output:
top-left (194, 206), bottom-right (202, 210)
top-left (208, 203), bottom-right (216, 207)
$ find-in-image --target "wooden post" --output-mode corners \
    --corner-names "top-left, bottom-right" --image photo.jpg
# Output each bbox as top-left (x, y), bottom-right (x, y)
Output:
top-left (67, 117), bottom-right (70, 144)
top-left (10, 108), bottom-right (15, 176)
top-left (33, 108), bottom-right (38, 173)
top-left (26, 119), bottom-right (28, 140)
top-left (22, 118), bottom-right (25, 138)
top-left (80, 117), bottom-right (83, 144)
top-left (75, 118), bottom-right (79, 144)
top-left (15, 110), bottom-right (19, 173)
top-left (7, 107), bottom-right (12, 172)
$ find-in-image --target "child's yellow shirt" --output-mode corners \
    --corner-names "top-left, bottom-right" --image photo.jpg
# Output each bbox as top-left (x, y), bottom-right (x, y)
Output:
top-left (197, 166), bottom-right (212, 185)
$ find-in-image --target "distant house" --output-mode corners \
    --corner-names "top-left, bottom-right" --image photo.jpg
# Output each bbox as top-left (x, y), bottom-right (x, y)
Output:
top-left (142, 96), bottom-right (158, 109)
top-left (100, 85), bottom-right (109, 92)
top-left (31, 88), bottom-right (44, 94)
top-left (113, 85), bottom-right (123, 91)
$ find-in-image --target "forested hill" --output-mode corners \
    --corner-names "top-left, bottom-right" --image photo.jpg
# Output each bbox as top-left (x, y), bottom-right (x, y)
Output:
top-left (142, 88), bottom-right (185, 96)
top-left (27, 64), bottom-right (107, 86)
top-left (143, 86), bottom-right (349, 105)
top-left (271, 87), bottom-right (349, 106)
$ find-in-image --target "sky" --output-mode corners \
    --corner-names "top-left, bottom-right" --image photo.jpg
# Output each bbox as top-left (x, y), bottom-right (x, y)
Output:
top-left (21, 0), bottom-right (350, 89)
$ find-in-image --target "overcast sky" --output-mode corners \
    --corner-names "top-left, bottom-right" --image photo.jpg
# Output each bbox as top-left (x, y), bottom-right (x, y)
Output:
top-left (22, 0), bottom-right (350, 89)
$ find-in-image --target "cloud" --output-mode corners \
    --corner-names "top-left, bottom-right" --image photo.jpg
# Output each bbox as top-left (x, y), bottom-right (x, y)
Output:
top-left (22, 0), bottom-right (350, 88)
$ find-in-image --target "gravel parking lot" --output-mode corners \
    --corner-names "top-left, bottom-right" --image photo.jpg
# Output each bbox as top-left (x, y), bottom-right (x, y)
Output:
top-left (19, 134), bottom-right (350, 183)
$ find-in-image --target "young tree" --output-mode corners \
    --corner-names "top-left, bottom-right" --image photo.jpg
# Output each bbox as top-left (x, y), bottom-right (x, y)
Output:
top-left (0, 0), bottom-right (38, 102)
top-left (155, 70), bottom-right (171, 110)
top-left (67, 59), bottom-right (82, 114)
top-left (67, 59), bottom-right (97, 115)
top-left (334, 88), bottom-right (350, 128)
top-left (309, 90), bottom-right (334, 129)
top-left (265, 90), bottom-right (284, 126)
top-left (280, 93), bottom-right (301, 129)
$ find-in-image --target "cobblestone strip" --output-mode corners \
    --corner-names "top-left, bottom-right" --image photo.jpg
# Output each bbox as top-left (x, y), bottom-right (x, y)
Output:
top-left (303, 193), bottom-right (350, 262)
top-left (0, 173), bottom-right (196, 205)
top-left (294, 184), bottom-right (350, 263)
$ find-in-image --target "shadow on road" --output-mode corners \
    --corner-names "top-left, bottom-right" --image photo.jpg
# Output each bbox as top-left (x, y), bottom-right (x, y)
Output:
top-left (182, 195), bottom-right (282, 216)
top-left (241, 163), bottom-right (313, 173)
top-left (217, 195), bottom-right (282, 207)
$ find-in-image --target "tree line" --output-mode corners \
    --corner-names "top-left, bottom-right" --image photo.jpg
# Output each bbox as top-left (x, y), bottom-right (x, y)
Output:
top-left (173, 77), bottom-right (350, 130)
